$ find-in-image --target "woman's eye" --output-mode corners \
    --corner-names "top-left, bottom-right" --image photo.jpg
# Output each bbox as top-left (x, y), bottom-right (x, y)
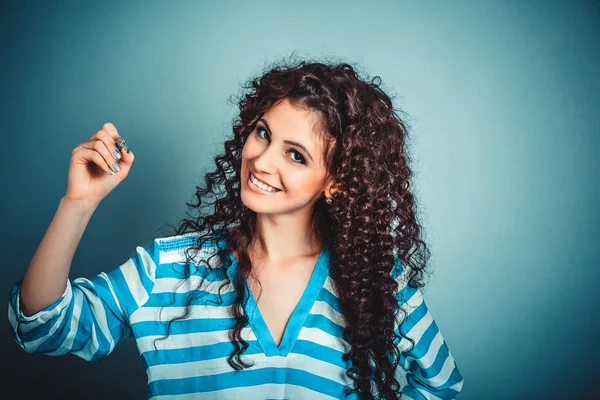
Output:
top-left (289, 150), bottom-right (305, 164)
top-left (257, 126), bottom-right (269, 140)
top-left (256, 126), bottom-right (306, 165)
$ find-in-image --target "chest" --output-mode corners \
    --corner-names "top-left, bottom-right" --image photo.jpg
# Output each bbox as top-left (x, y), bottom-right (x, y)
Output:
top-left (245, 256), bottom-right (318, 347)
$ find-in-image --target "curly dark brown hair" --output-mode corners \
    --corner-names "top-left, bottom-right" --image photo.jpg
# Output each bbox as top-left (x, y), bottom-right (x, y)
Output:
top-left (152, 55), bottom-right (432, 399)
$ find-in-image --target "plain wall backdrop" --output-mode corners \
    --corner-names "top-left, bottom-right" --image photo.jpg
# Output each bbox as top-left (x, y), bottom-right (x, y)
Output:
top-left (1, 0), bottom-right (598, 398)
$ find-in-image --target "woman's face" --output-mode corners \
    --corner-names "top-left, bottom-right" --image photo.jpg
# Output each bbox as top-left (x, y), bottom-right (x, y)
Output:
top-left (241, 98), bottom-right (332, 215)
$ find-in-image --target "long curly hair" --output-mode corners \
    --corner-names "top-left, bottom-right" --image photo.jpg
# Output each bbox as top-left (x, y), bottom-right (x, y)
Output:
top-left (152, 55), bottom-right (431, 399)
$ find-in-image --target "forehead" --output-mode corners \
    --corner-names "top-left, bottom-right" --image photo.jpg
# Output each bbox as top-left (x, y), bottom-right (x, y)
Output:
top-left (263, 99), bottom-right (327, 164)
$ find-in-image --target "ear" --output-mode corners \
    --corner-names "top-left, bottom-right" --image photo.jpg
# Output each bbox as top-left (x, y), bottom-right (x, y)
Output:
top-left (323, 177), bottom-right (339, 199)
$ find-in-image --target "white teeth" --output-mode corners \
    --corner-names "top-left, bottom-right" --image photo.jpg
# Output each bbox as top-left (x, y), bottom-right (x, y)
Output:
top-left (250, 173), bottom-right (278, 192)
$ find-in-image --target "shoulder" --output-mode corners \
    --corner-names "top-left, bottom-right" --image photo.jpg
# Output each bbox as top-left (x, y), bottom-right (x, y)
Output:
top-left (391, 252), bottom-right (406, 281)
top-left (150, 231), bottom-right (227, 269)
top-left (391, 252), bottom-right (420, 304)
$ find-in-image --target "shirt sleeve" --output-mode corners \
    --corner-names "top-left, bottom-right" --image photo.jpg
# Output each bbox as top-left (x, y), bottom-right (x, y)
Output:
top-left (393, 255), bottom-right (465, 400)
top-left (7, 240), bottom-right (160, 363)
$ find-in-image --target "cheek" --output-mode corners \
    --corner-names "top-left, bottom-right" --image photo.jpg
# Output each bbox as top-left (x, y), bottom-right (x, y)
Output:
top-left (287, 174), bottom-right (322, 193)
top-left (242, 137), bottom-right (259, 159)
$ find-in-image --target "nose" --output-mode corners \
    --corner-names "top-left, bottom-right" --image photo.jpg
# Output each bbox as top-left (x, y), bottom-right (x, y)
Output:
top-left (253, 142), bottom-right (280, 175)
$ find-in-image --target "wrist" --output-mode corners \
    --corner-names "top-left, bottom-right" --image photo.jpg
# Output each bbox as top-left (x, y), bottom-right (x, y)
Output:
top-left (60, 196), bottom-right (100, 214)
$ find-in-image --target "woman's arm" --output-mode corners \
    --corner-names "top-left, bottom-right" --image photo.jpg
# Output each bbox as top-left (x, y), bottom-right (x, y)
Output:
top-left (19, 196), bottom-right (99, 317)
top-left (393, 257), bottom-right (465, 399)
top-left (395, 285), bottom-right (464, 399)
top-left (8, 234), bottom-right (159, 362)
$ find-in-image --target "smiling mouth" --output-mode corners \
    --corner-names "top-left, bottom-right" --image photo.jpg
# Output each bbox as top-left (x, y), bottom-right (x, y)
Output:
top-left (248, 171), bottom-right (281, 192)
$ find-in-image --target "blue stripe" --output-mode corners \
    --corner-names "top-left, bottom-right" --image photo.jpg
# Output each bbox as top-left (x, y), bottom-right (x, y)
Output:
top-left (73, 282), bottom-right (115, 353)
top-left (143, 289), bottom-right (236, 308)
top-left (395, 280), bottom-right (418, 306)
top-left (33, 296), bottom-right (75, 353)
top-left (148, 367), bottom-right (347, 398)
top-left (143, 340), bottom-right (264, 365)
top-left (392, 253), bottom-right (405, 280)
top-left (304, 313), bottom-right (345, 338)
top-left (292, 339), bottom-right (350, 369)
top-left (399, 297), bottom-right (428, 336)
top-left (155, 262), bottom-right (227, 281)
top-left (132, 317), bottom-right (238, 338)
top-left (420, 339), bottom-right (450, 379)
top-left (439, 366), bottom-right (464, 391)
top-left (399, 316), bottom-right (438, 367)
top-left (316, 287), bottom-right (342, 313)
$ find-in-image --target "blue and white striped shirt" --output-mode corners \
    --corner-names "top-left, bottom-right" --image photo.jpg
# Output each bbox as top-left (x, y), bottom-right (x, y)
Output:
top-left (8, 231), bottom-right (464, 399)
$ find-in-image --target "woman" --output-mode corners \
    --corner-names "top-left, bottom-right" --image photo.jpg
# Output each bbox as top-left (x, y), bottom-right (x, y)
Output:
top-left (8, 59), bottom-right (464, 399)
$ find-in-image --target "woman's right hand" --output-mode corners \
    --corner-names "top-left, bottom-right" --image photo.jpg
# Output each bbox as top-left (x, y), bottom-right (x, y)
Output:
top-left (65, 122), bottom-right (135, 204)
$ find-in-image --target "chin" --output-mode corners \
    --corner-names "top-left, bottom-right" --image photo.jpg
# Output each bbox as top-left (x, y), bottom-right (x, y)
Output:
top-left (241, 190), bottom-right (288, 216)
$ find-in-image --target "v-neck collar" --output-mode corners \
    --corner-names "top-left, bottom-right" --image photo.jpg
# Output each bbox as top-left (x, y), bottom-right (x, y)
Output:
top-left (221, 234), bottom-right (331, 357)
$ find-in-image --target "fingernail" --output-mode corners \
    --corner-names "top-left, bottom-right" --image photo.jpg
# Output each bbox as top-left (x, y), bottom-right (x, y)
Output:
top-left (115, 137), bottom-right (126, 151)
top-left (113, 150), bottom-right (122, 160)
top-left (111, 161), bottom-right (121, 172)
top-left (125, 144), bottom-right (130, 154)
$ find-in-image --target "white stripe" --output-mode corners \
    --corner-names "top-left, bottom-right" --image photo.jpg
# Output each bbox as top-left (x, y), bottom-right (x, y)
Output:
top-left (47, 291), bottom-right (85, 356)
top-left (149, 383), bottom-right (338, 400)
top-left (138, 245), bottom-right (158, 284)
top-left (397, 286), bottom-right (424, 315)
top-left (130, 304), bottom-right (236, 325)
top-left (448, 375), bottom-right (464, 392)
top-left (287, 352), bottom-right (353, 385)
top-left (71, 278), bottom-right (115, 351)
top-left (396, 289), bottom-right (426, 353)
top-left (322, 277), bottom-right (338, 297)
top-left (394, 362), bottom-right (409, 392)
top-left (7, 301), bottom-right (18, 335)
top-left (395, 262), bottom-right (412, 290)
top-left (120, 257), bottom-right (149, 308)
top-left (297, 327), bottom-right (350, 354)
top-left (153, 276), bottom-right (233, 295)
top-left (72, 318), bottom-right (98, 361)
top-left (412, 330), bottom-right (444, 370)
top-left (309, 299), bottom-right (345, 327)
top-left (147, 352), bottom-right (351, 387)
top-left (416, 351), bottom-right (461, 391)
top-left (158, 241), bottom-right (223, 268)
top-left (399, 310), bottom-right (432, 359)
top-left (98, 272), bottom-right (128, 321)
top-left (137, 327), bottom-right (256, 354)
top-left (69, 290), bottom-right (109, 360)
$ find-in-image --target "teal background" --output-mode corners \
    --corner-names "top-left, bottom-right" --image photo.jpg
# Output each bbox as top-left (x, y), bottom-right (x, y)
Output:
top-left (2, 0), bottom-right (599, 398)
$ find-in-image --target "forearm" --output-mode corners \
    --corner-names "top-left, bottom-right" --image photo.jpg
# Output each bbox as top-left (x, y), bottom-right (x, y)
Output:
top-left (19, 196), bottom-right (99, 316)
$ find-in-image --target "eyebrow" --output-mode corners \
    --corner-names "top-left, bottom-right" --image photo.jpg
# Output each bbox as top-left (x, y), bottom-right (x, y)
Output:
top-left (259, 118), bottom-right (314, 162)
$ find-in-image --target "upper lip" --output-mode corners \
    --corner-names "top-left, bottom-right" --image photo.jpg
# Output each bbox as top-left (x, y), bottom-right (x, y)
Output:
top-left (250, 171), bottom-right (279, 190)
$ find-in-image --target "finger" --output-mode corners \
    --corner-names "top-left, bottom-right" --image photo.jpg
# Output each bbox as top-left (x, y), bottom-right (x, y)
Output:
top-left (79, 139), bottom-right (121, 174)
top-left (75, 146), bottom-right (118, 176)
top-left (101, 122), bottom-right (129, 154)
top-left (101, 122), bottom-right (120, 138)
top-left (95, 129), bottom-right (126, 163)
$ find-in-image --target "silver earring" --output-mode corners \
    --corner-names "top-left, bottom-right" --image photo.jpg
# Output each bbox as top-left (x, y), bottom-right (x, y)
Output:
top-left (325, 197), bottom-right (332, 204)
